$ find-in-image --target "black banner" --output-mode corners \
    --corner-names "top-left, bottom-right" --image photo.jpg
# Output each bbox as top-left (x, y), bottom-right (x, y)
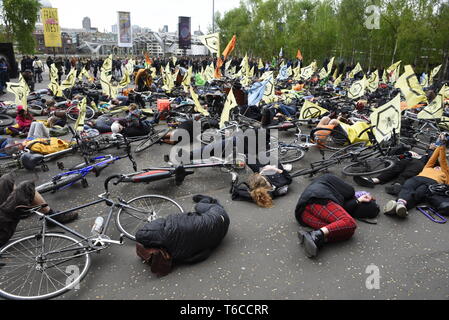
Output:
top-left (178, 16), bottom-right (191, 50)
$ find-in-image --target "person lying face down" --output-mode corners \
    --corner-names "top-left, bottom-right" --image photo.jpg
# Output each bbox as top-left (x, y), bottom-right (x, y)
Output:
top-left (295, 173), bottom-right (380, 258)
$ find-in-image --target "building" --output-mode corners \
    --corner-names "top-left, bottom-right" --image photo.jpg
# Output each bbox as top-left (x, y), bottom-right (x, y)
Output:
top-left (82, 17), bottom-right (91, 31)
top-left (111, 24), bottom-right (118, 33)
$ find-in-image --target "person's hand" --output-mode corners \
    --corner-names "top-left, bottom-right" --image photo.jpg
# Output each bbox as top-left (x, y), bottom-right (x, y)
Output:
top-left (358, 194), bottom-right (373, 203)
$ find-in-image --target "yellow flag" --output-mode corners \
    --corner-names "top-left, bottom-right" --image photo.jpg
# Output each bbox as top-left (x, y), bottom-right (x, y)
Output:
top-left (299, 100), bottom-right (329, 120)
top-left (332, 68), bottom-right (338, 80)
top-left (74, 98), bottom-right (87, 132)
top-left (60, 68), bottom-right (77, 91)
top-left (262, 73), bottom-right (276, 103)
top-left (429, 65), bottom-right (442, 86)
top-left (190, 86), bottom-right (210, 116)
top-left (319, 67), bottom-right (327, 79)
top-left (387, 61), bottom-right (401, 83)
top-left (348, 63), bottom-right (363, 79)
top-left (334, 74), bottom-right (343, 87)
top-left (418, 85), bottom-right (446, 120)
top-left (293, 65), bottom-right (301, 81)
top-left (370, 94), bottom-right (402, 143)
top-left (394, 65), bottom-right (428, 107)
top-left (6, 81), bottom-right (27, 107)
top-left (420, 73), bottom-right (429, 88)
top-left (220, 89), bottom-right (238, 128)
top-left (118, 70), bottom-right (131, 88)
top-left (327, 57), bottom-right (335, 76)
top-left (367, 70), bottom-right (379, 93)
top-left (258, 58), bottom-right (264, 69)
top-left (348, 76), bottom-right (367, 100)
top-left (300, 61), bottom-right (316, 80)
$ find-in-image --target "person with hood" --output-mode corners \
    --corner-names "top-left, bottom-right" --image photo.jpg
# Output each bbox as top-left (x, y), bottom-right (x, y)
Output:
top-left (2, 106), bottom-right (34, 137)
top-left (295, 174), bottom-right (380, 258)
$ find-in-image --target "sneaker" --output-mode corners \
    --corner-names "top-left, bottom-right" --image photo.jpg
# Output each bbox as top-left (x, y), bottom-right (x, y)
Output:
top-left (396, 203), bottom-right (408, 218)
top-left (46, 211), bottom-right (79, 227)
top-left (384, 200), bottom-right (397, 216)
top-left (353, 176), bottom-right (376, 188)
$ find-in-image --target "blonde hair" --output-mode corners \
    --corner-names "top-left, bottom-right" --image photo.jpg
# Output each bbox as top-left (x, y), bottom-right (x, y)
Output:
top-left (248, 174), bottom-right (273, 208)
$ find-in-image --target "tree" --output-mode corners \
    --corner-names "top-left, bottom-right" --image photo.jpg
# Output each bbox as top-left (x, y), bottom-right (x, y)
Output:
top-left (1, 0), bottom-right (41, 54)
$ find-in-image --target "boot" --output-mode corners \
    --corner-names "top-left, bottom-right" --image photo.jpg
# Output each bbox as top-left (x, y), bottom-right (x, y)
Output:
top-left (46, 210), bottom-right (79, 228)
top-left (385, 183), bottom-right (402, 196)
top-left (298, 230), bottom-right (325, 258)
top-left (353, 176), bottom-right (376, 188)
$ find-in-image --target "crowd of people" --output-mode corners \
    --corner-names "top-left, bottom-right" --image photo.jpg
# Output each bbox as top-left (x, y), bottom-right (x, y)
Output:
top-left (0, 52), bottom-right (448, 267)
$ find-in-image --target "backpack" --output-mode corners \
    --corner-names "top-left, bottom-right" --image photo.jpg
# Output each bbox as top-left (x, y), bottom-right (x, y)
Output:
top-left (25, 138), bottom-right (70, 155)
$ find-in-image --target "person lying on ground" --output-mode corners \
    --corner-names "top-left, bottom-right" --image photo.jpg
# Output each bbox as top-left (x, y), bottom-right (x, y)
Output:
top-left (384, 136), bottom-right (449, 218)
top-left (295, 174), bottom-right (379, 258)
top-left (0, 106), bottom-right (34, 138)
top-left (353, 147), bottom-right (436, 195)
top-left (0, 173), bottom-right (78, 247)
top-left (314, 116), bottom-right (372, 146)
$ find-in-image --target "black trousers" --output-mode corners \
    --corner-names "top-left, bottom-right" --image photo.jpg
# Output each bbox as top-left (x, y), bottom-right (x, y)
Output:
top-left (377, 158), bottom-right (424, 185)
top-left (398, 176), bottom-right (449, 211)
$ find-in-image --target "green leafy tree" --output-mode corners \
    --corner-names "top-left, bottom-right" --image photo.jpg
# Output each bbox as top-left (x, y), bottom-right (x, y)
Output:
top-left (1, 0), bottom-right (41, 54)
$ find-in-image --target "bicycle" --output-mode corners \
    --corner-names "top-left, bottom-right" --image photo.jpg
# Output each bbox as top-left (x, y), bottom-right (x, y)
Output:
top-left (35, 135), bottom-right (138, 194)
top-left (0, 177), bottom-right (184, 300)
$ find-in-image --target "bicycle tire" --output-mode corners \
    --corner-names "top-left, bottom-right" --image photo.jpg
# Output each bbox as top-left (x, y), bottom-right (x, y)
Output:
top-left (329, 142), bottom-right (368, 159)
top-left (66, 105), bottom-right (95, 122)
top-left (0, 233), bottom-right (91, 300)
top-left (135, 129), bottom-right (170, 153)
top-left (342, 158), bottom-right (395, 176)
top-left (278, 146), bottom-right (306, 164)
top-left (36, 173), bottom-right (84, 194)
top-left (116, 195), bottom-right (184, 241)
top-left (0, 114), bottom-right (14, 128)
top-left (27, 105), bottom-right (44, 116)
top-left (309, 127), bottom-right (352, 151)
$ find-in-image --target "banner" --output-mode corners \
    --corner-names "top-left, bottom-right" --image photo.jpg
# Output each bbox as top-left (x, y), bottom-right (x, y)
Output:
top-left (418, 85), bottom-right (446, 120)
top-left (394, 65), bottom-right (428, 107)
top-left (118, 12), bottom-right (132, 48)
top-left (41, 8), bottom-right (62, 47)
top-left (220, 89), bottom-right (238, 128)
top-left (367, 70), bottom-right (379, 93)
top-left (178, 16), bottom-right (192, 49)
top-left (300, 61), bottom-right (316, 80)
top-left (199, 33), bottom-right (220, 55)
top-left (299, 101), bottom-right (329, 120)
top-left (348, 76), bottom-right (367, 100)
top-left (348, 63), bottom-right (363, 79)
top-left (370, 94), bottom-right (401, 143)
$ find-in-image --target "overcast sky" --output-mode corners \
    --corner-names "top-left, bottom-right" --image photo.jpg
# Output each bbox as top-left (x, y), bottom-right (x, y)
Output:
top-left (48, 0), bottom-right (241, 33)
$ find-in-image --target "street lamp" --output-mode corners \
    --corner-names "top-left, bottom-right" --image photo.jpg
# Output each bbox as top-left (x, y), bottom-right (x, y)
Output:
top-left (212, 0), bottom-right (215, 33)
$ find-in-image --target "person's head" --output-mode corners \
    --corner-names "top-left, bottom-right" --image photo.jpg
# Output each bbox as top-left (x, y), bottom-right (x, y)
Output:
top-left (354, 191), bottom-right (380, 219)
top-left (129, 103), bottom-right (139, 112)
top-left (248, 173), bottom-right (273, 208)
top-left (17, 105), bottom-right (25, 115)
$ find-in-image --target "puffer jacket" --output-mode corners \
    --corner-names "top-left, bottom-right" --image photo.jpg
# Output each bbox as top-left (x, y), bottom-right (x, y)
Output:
top-left (136, 195), bottom-right (230, 263)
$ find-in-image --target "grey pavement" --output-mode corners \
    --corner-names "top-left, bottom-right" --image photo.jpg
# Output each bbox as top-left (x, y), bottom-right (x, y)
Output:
top-left (3, 72), bottom-right (449, 300)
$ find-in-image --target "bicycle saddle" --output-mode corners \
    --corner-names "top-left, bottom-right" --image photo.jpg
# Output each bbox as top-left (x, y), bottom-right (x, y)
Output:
top-left (21, 153), bottom-right (45, 171)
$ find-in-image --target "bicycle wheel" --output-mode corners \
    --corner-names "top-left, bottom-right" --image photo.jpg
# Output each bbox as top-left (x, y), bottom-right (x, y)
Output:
top-left (116, 195), bottom-right (184, 241)
top-left (28, 105), bottom-right (44, 116)
top-left (135, 129), bottom-right (170, 153)
top-left (0, 233), bottom-right (91, 300)
top-left (36, 173), bottom-right (84, 194)
top-left (278, 146), bottom-right (306, 164)
top-left (342, 158), bottom-right (395, 176)
top-left (66, 106), bottom-right (95, 122)
top-left (413, 131), bottom-right (438, 149)
top-left (0, 114), bottom-right (14, 128)
top-left (329, 142), bottom-right (368, 159)
top-left (309, 128), bottom-right (352, 151)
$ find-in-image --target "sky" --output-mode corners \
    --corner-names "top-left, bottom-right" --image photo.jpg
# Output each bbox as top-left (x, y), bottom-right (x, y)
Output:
top-left (48, 0), bottom-right (241, 33)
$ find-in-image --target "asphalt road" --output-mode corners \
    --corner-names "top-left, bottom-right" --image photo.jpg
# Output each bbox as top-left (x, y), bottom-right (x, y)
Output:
top-left (4, 73), bottom-right (449, 300)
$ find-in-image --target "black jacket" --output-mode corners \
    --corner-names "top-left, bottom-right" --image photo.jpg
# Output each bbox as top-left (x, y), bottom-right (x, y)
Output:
top-left (295, 174), bottom-right (358, 225)
top-left (136, 196), bottom-right (230, 264)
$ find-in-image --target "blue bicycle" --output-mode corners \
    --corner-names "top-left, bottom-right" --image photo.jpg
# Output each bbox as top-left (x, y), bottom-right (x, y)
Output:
top-left (36, 135), bottom-right (137, 194)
